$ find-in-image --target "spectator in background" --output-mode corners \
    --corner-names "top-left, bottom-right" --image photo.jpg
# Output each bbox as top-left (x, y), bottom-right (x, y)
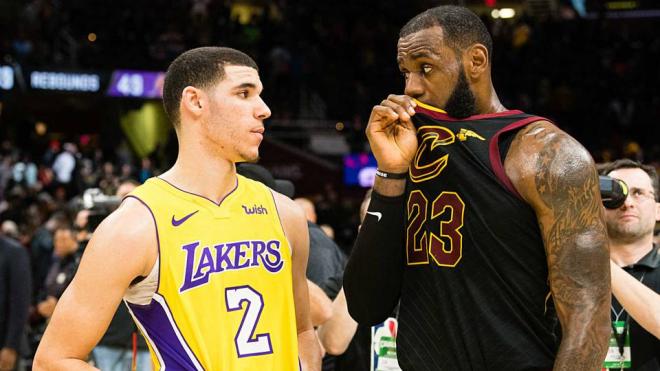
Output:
top-left (11, 155), bottom-right (38, 189)
top-left (294, 197), bottom-right (346, 299)
top-left (35, 225), bottom-right (81, 320)
top-left (294, 197), bottom-right (346, 371)
top-left (319, 224), bottom-right (335, 240)
top-left (1, 221), bottom-right (19, 240)
top-left (138, 158), bottom-right (153, 184)
top-left (601, 159), bottom-right (660, 369)
top-left (0, 235), bottom-right (32, 371)
top-left (29, 211), bottom-right (68, 302)
top-left (51, 143), bottom-right (77, 186)
top-left (98, 162), bottom-right (119, 196)
top-left (316, 191), bottom-right (377, 369)
top-left (296, 197), bottom-right (317, 224)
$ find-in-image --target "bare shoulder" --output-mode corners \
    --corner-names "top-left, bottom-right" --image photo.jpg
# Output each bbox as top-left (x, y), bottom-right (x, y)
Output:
top-left (504, 120), bottom-right (596, 207)
top-left (272, 191), bottom-right (307, 228)
top-left (86, 197), bottom-right (158, 279)
top-left (271, 191), bottom-right (308, 252)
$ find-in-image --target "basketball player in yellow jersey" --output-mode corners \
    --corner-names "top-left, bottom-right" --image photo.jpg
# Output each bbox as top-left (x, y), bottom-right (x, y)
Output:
top-left (34, 47), bottom-right (322, 370)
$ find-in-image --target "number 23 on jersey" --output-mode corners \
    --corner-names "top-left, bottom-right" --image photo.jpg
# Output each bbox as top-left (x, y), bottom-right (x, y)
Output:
top-left (406, 190), bottom-right (465, 267)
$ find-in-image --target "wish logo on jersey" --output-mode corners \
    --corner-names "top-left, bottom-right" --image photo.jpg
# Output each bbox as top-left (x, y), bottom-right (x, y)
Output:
top-left (180, 239), bottom-right (284, 292)
top-left (242, 204), bottom-right (268, 215)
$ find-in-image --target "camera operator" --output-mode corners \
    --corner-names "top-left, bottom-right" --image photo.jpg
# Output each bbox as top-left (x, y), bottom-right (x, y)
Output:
top-left (600, 159), bottom-right (659, 370)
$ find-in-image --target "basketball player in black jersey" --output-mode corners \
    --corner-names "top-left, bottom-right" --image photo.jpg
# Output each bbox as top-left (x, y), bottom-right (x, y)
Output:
top-left (344, 6), bottom-right (610, 370)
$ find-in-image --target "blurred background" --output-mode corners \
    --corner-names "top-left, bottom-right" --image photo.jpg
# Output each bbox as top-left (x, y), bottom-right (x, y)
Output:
top-left (1, 0), bottom-right (659, 265)
top-left (1, 0), bottom-right (660, 369)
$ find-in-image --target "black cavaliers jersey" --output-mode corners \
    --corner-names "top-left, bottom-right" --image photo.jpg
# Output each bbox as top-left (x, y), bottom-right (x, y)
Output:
top-left (398, 103), bottom-right (559, 370)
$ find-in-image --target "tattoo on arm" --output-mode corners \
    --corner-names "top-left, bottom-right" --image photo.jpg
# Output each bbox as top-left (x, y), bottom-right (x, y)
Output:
top-left (517, 123), bottom-right (611, 370)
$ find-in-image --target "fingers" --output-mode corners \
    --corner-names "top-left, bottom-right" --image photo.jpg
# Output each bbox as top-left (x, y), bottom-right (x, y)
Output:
top-left (366, 105), bottom-right (398, 134)
top-left (368, 95), bottom-right (417, 131)
top-left (381, 99), bottom-right (412, 123)
top-left (386, 94), bottom-right (417, 116)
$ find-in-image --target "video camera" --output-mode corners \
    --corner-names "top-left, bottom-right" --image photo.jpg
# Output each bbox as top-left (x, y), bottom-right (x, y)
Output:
top-left (81, 188), bottom-right (121, 232)
top-left (599, 175), bottom-right (628, 209)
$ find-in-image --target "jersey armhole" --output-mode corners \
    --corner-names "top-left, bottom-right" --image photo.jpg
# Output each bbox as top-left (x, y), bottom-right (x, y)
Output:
top-left (125, 256), bottom-right (159, 305)
top-left (488, 116), bottom-right (547, 200)
top-left (123, 195), bottom-right (162, 298)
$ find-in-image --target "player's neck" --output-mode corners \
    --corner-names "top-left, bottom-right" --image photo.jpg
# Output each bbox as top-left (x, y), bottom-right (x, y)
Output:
top-left (161, 145), bottom-right (238, 204)
top-left (476, 85), bottom-right (507, 114)
top-left (610, 234), bottom-right (654, 267)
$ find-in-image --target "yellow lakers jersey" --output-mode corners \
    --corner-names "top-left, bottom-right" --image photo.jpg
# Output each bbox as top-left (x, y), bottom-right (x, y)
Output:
top-left (124, 176), bottom-right (299, 370)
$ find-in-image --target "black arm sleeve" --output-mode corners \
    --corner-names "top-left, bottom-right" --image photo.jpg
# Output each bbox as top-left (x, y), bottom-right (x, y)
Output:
top-left (344, 191), bottom-right (405, 326)
top-left (5, 243), bottom-right (31, 350)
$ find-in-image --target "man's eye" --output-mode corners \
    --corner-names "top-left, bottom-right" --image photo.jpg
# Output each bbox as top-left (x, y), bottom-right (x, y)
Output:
top-left (400, 71), bottom-right (410, 79)
top-left (422, 65), bottom-right (432, 74)
top-left (239, 91), bottom-right (248, 98)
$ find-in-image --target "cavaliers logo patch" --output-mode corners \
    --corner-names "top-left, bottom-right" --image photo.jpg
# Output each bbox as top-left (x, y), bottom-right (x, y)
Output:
top-left (410, 126), bottom-right (485, 183)
top-left (410, 126), bottom-right (455, 183)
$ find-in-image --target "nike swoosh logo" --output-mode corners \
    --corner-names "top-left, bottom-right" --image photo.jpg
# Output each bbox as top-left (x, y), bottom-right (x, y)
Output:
top-left (366, 211), bottom-right (382, 221)
top-left (172, 210), bottom-right (199, 226)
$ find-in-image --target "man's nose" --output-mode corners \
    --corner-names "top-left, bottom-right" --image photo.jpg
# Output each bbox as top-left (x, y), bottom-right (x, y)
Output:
top-left (255, 97), bottom-right (271, 120)
top-left (404, 72), bottom-right (424, 98)
top-left (620, 193), bottom-right (636, 209)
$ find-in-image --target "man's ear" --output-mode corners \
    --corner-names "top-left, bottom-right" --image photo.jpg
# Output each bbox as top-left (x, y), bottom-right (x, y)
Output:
top-left (181, 86), bottom-right (206, 119)
top-left (465, 44), bottom-right (489, 79)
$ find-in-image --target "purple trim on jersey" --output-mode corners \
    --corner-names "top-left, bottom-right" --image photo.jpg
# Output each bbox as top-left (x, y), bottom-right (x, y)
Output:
top-left (124, 195), bottom-right (162, 294)
top-left (488, 116), bottom-right (547, 199)
top-left (415, 106), bottom-right (524, 122)
top-left (157, 177), bottom-right (239, 207)
top-left (127, 298), bottom-right (204, 370)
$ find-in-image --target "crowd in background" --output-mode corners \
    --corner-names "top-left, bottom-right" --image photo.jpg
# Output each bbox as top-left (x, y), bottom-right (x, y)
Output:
top-left (1, 0), bottom-right (659, 160)
top-left (1, 0), bottom-right (660, 369)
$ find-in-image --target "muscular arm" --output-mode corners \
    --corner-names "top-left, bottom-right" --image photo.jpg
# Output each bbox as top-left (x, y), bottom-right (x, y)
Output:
top-left (507, 121), bottom-right (610, 370)
top-left (274, 193), bottom-right (322, 371)
top-left (33, 199), bottom-right (155, 370)
top-left (610, 260), bottom-right (660, 339)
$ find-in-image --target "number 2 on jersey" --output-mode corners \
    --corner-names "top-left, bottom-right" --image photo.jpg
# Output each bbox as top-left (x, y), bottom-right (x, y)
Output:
top-left (225, 286), bottom-right (273, 357)
top-left (407, 190), bottom-right (465, 267)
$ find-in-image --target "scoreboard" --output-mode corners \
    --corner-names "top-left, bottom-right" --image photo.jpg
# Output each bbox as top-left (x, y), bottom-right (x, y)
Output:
top-left (107, 70), bottom-right (165, 99)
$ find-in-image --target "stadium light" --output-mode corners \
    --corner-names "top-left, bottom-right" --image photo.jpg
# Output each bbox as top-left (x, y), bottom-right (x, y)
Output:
top-left (499, 8), bottom-right (516, 18)
top-left (491, 8), bottom-right (516, 19)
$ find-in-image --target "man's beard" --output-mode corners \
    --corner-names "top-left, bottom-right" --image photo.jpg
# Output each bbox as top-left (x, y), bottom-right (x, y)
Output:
top-left (444, 68), bottom-right (477, 119)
